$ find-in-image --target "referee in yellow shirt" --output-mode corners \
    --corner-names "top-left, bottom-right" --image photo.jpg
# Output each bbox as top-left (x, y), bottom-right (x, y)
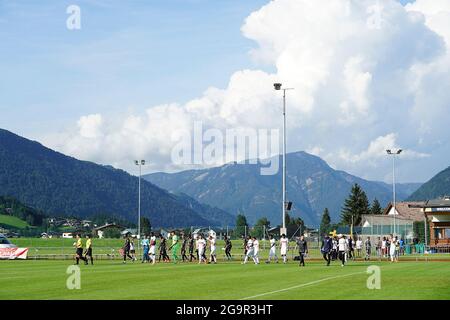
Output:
top-left (85, 235), bottom-right (94, 265)
top-left (74, 234), bottom-right (88, 265)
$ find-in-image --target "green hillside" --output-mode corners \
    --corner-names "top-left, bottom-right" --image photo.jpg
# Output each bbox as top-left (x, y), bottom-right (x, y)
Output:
top-left (408, 166), bottom-right (450, 201)
top-left (0, 128), bottom-right (228, 227)
top-left (0, 214), bottom-right (29, 229)
top-left (0, 196), bottom-right (45, 227)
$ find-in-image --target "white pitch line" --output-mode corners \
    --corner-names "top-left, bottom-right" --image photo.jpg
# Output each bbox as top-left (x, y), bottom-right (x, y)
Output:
top-left (240, 271), bottom-right (366, 300)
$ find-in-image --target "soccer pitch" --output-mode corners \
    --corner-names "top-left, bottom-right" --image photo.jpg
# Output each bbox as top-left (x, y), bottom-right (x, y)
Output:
top-left (1, 260), bottom-right (449, 300)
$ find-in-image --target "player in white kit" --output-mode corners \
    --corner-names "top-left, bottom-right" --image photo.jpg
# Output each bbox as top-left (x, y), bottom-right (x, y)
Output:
top-left (252, 237), bottom-right (260, 264)
top-left (149, 232), bottom-right (157, 265)
top-left (389, 235), bottom-right (397, 262)
top-left (280, 234), bottom-right (289, 264)
top-left (197, 234), bottom-right (207, 264)
top-left (242, 237), bottom-right (256, 264)
top-left (208, 235), bottom-right (217, 264)
top-left (266, 235), bottom-right (279, 263)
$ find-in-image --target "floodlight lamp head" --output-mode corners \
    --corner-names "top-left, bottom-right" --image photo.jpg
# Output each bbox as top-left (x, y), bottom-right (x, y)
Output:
top-left (134, 160), bottom-right (139, 165)
top-left (141, 160), bottom-right (146, 165)
top-left (274, 83), bottom-right (282, 90)
top-left (386, 150), bottom-right (392, 154)
top-left (397, 149), bottom-right (403, 154)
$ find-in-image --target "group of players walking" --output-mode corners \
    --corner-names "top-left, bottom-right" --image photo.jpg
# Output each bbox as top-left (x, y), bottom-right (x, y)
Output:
top-left (132, 232), bottom-right (226, 264)
top-left (73, 231), bottom-right (402, 266)
top-left (320, 233), bottom-right (402, 267)
top-left (242, 234), bottom-right (294, 265)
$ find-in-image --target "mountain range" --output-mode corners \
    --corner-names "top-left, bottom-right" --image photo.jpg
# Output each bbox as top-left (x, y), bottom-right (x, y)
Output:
top-left (145, 152), bottom-right (422, 226)
top-left (0, 128), bottom-right (435, 228)
top-left (408, 166), bottom-right (450, 201)
top-left (0, 129), bottom-right (234, 227)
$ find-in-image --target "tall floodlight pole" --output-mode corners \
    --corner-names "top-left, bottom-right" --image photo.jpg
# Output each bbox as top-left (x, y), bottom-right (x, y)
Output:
top-left (386, 149), bottom-right (402, 236)
top-left (274, 83), bottom-right (293, 236)
top-left (135, 160), bottom-right (146, 240)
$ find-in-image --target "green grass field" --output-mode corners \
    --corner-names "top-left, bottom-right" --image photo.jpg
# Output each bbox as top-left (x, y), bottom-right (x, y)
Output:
top-left (0, 214), bottom-right (29, 229)
top-left (1, 259), bottom-right (449, 300)
top-left (2, 237), bottom-right (449, 300)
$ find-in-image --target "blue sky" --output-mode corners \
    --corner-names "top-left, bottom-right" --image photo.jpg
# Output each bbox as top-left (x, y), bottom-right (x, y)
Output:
top-left (3, 0), bottom-right (447, 185)
top-left (0, 0), bottom-right (413, 137)
top-left (0, 0), bottom-right (268, 135)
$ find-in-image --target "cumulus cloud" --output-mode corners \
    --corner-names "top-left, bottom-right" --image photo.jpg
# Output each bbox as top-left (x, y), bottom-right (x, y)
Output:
top-left (337, 133), bottom-right (430, 166)
top-left (44, 0), bottom-right (450, 182)
top-left (77, 114), bottom-right (103, 139)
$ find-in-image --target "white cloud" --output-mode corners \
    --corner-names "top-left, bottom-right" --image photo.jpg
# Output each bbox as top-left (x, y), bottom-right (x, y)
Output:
top-left (339, 133), bottom-right (398, 164)
top-left (339, 55), bottom-right (373, 124)
top-left (44, 0), bottom-right (450, 182)
top-left (77, 114), bottom-right (103, 139)
top-left (306, 146), bottom-right (325, 157)
top-left (337, 133), bottom-right (430, 166)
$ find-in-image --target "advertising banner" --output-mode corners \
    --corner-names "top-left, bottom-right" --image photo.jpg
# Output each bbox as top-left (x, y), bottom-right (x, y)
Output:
top-left (0, 247), bottom-right (29, 259)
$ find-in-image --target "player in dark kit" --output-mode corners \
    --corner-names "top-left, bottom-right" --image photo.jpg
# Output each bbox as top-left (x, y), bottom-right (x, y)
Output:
top-left (181, 235), bottom-right (189, 262)
top-left (122, 236), bottom-right (134, 263)
top-left (364, 237), bottom-right (372, 261)
top-left (224, 235), bottom-right (232, 260)
top-left (321, 234), bottom-right (333, 266)
top-left (158, 235), bottom-right (170, 262)
top-left (188, 235), bottom-right (196, 262)
top-left (296, 235), bottom-right (308, 267)
top-left (242, 236), bottom-right (248, 257)
top-left (348, 236), bottom-right (354, 261)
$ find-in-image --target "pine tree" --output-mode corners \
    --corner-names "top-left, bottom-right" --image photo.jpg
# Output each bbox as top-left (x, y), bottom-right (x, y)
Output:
top-left (255, 217), bottom-right (270, 228)
top-left (284, 213), bottom-right (304, 227)
top-left (285, 212), bottom-right (291, 226)
top-left (341, 184), bottom-right (370, 226)
top-left (140, 217), bottom-right (152, 235)
top-left (235, 214), bottom-right (248, 237)
top-left (252, 217), bottom-right (270, 238)
top-left (236, 214), bottom-right (248, 227)
top-left (370, 198), bottom-right (383, 215)
top-left (320, 208), bottom-right (331, 235)
top-left (291, 217), bottom-right (304, 227)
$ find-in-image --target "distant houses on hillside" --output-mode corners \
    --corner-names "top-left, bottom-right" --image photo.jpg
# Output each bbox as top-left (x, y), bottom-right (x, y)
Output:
top-left (93, 223), bottom-right (125, 239)
top-left (48, 218), bottom-right (93, 229)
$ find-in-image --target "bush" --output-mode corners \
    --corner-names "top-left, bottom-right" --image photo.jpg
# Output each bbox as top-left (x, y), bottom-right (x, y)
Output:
top-left (413, 221), bottom-right (430, 244)
top-left (103, 227), bottom-right (122, 239)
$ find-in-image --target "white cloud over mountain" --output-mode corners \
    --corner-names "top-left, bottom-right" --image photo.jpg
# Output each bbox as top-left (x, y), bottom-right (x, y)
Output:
top-left (45, 0), bottom-right (450, 182)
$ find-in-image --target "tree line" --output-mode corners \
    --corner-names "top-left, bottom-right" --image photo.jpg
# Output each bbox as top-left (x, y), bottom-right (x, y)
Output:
top-left (320, 183), bottom-right (383, 235)
top-left (234, 211), bottom-right (305, 238)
